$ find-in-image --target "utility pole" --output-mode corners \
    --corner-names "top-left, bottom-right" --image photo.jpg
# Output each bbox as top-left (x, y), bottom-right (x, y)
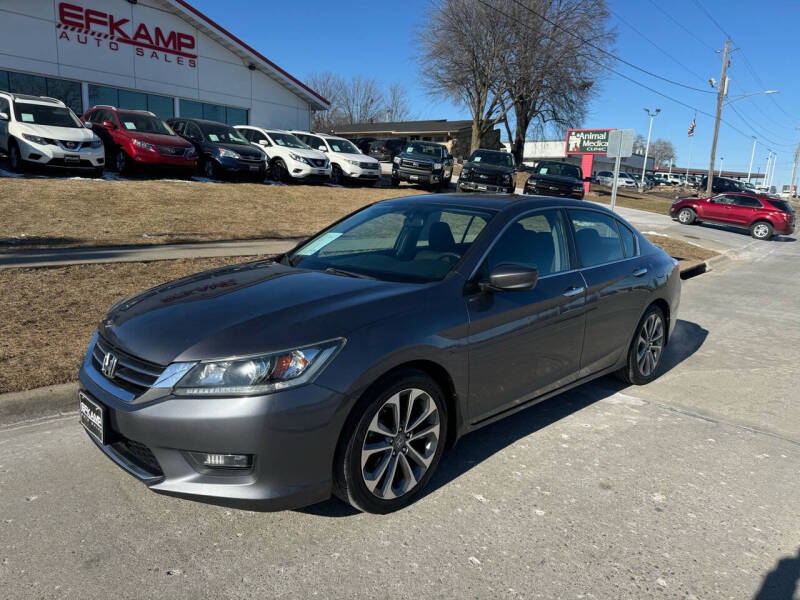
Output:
top-left (747, 137), bottom-right (757, 182)
top-left (640, 108), bottom-right (660, 189)
top-left (706, 39), bottom-right (731, 196)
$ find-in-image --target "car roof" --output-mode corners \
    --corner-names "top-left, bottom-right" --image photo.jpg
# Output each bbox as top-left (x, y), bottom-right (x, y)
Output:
top-left (377, 193), bottom-right (600, 212)
top-left (5, 93), bottom-right (65, 106)
top-left (172, 117), bottom-right (233, 127)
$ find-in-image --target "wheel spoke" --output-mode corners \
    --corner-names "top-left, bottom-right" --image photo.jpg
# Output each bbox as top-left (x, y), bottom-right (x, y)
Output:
top-left (376, 454), bottom-right (400, 499)
top-left (396, 454), bottom-right (417, 496)
top-left (409, 422), bottom-right (439, 442)
top-left (363, 450), bottom-right (393, 493)
top-left (405, 443), bottom-right (434, 469)
top-left (360, 441), bottom-right (392, 468)
top-left (406, 393), bottom-right (436, 433)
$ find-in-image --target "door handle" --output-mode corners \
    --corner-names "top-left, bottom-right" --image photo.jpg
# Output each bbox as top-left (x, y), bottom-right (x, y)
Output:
top-left (562, 286), bottom-right (585, 297)
top-left (632, 267), bottom-right (648, 277)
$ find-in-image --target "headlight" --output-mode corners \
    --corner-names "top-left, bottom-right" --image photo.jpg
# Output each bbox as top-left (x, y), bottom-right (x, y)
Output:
top-left (346, 159), bottom-right (360, 166)
top-left (526, 178), bottom-right (539, 187)
top-left (433, 162), bottom-right (442, 170)
top-left (133, 139), bottom-right (156, 152)
top-left (393, 156), bottom-right (401, 165)
top-left (22, 133), bottom-right (52, 145)
top-left (289, 152), bottom-right (310, 165)
top-left (172, 339), bottom-right (344, 396)
top-left (90, 138), bottom-right (103, 149)
top-left (573, 184), bottom-right (584, 191)
top-left (218, 147), bottom-right (240, 159)
top-left (502, 173), bottom-right (511, 183)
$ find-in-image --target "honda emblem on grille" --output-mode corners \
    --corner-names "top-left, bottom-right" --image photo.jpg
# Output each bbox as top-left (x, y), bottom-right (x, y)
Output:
top-left (101, 352), bottom-right (118, 378)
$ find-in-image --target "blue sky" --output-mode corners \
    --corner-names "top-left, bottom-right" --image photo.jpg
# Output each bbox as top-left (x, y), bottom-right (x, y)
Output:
top-left (190, 0), bottom-right (799, 188)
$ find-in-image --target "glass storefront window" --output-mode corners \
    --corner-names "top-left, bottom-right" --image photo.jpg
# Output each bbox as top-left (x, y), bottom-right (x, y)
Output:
top-left (178, 99), bottom-right (247, 124)
top-left (225, 107), bottom-right (247, 125)
top-left (179, 99), bottom-right (203, 119)
top-left (46, 78), bottom-right (82, 114)
top-left (0, 70), bottom-right (9, 91)
top-left (118, 89), bottom-right (147, 111)
top-left (88, 85), bottom-right (117, 108)
top-left (88, 85), bottom-right (173, 119)
top-left (202, 103), bottom-right (226, 123)
top-left (9, 72), bottom-right (47, 97)
top-left (147, 94), bottom-right (173, 119)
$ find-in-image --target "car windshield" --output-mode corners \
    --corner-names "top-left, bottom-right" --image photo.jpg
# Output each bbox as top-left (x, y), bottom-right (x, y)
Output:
top-left (405, 142), bottom-right (444, 158)
top-left (469, 150), bottom-right (513, 168)
top-left (284, 203), bottom-right (495, 283)
top-left (199, 122), bottom-right (248, 144)
top-left (12, 102), bottom-right (82, 128)
top-left (536, 163), bottom-right (581, 179)
top-left (118, 112), bottom-right (174, 135)
top-left (327, 138), bottom-right (359, 153)
top-left (268, 132), bottom-right (308, 149)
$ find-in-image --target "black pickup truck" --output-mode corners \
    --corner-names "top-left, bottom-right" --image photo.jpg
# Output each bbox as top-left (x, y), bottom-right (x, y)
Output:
top-left (391, 141), bottom-right (454, 192)
top-left (457, 149), bottom-right (516, 194)
top-left (523, 160), bottom-right (587, 199)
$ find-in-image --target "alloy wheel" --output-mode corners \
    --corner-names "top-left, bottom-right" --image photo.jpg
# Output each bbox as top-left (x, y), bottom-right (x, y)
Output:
top-left (360, 388), bottom-right (440, 500)
top-left (753, 223), bottom-right (770, 239)
top-left (115, 150), bottom-right (126, 173)
top-left (678, 209), bottom-right (693, 224)
top-left (636, 313), bottom-right (664, 377)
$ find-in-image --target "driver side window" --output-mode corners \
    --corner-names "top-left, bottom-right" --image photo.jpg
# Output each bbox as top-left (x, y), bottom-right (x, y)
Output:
top-left (483, 210), bottom-right (570, 277)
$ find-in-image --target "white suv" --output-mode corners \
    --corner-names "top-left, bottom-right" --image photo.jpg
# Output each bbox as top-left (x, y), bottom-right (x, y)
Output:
top-left (0, 92), bottom-right (104, 175)
top-left (596, 170), bottom-right (636, 188)
top-left (292, 131), bottom-right (381, 186)
top-left (234, 126), bottom-right (330, 183)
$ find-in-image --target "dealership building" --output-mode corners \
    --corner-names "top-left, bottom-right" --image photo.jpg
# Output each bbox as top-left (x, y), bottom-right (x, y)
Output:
top-left (0, 0), bottom-right (328, 127)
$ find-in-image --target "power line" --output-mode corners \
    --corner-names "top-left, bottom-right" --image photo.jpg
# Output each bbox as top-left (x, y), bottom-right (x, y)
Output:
top-left (503, 0), bottom-right (715, 94)
top-left (691, 0), bottom-right (731, 39)
top-left (609, 9), bottom-right (708, 84)
top-left (726, 104), bottom-right (796, 149)
top-left (647, 0), bottom-right (716, 53)
top-left (737, 50), bottom-right (796, 122)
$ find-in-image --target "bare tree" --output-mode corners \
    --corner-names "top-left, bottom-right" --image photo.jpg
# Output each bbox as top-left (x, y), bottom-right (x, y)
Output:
top-left (500, 0), bottom-right (614, 164)
top-left (650, 139), bottom-right (676, 167)
top-left (384, 83), bottom-right (413, 122)
top-left (306, 72), bottom-right (345, 132)
top-left (337, 76), bottom-right (386, 125)
top-left (633, 134), bottom-right (646, 155)
top-left (418, 0), bottom-right (514, 153)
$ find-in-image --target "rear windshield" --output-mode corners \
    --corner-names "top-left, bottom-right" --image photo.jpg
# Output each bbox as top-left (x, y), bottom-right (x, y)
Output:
top-left (766, 199), bottom-right (794, 213)
top-left (118, 112), bottom-right (174, 135)
top-left (13, 102), bottom-right (82, 128)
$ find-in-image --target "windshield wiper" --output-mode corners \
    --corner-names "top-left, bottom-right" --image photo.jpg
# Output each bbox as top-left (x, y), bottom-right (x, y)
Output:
top-left (323, 267), bottom-right (376, 280)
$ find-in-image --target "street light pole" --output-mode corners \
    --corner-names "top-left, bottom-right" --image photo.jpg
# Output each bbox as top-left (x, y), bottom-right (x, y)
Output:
top-left (747, 137), bottom-right (757, 182)
top-left (640, 108), bottom-right (660, 189)
top-left (718, 157), bottom-right (724, 176)
top-left (768, 153), bottom-right (777, 189)
top-left (789, 129), bottom-right (800, 198)
top-left (764, 151), bottom-right (772, 189)
top-left (706, 39), bottom-right (730, 196)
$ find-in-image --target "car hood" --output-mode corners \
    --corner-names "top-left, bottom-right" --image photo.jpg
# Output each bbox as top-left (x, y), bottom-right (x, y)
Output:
top-left (527, 173), bottom-right (582, 185)
top-left (277, 146), bottom-right (326, 160)
top-left (397, 152), bottom-right (439, 163)
top-left (207, 142), bottom-right (265, 157)
top-left (336, 152), bottom-right (377, 164)
top-left (463, 162), bottom-right (513, 175)
top-left (99, 260), bottom-right (423, 365)
top-left (18, 124), bottom-right (95, 142)
top-left (131, 132), bottom-right (191, 147)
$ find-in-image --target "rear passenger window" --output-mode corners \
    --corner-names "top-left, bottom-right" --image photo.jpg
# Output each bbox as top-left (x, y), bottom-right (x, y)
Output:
top-left (617, 221), bottom-right (636, 257)
top-left (570, 209), bottom-right (625, 267)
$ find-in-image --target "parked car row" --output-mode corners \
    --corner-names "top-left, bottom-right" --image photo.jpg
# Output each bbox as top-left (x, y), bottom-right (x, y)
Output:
top-left (0, 92), bottom-right (384, 186)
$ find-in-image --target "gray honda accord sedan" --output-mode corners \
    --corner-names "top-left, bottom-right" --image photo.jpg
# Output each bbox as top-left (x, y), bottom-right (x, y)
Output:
top-left (79, 194), bottom-right (680, 513)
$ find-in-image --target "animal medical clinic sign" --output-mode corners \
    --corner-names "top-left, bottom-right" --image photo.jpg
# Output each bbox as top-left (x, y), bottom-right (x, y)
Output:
top-left (56, 2), bottom-right (198, 68)
top-left (564, 128), bottom-right (614, 193)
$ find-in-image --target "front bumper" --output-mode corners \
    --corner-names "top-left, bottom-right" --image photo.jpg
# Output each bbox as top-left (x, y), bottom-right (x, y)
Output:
top-left (393, 168), bottom-right (442, 185)
top-left (128, 146), bottom-right (197, 168)
top-left (78, 347), bottom-right (346, 511)
top-left (217, 156), bottom-right (267, 176)
top-left (288, 160), bottom-right (331, 181)
top-left (523, 184), bottom-right (583, 199)
top-left (18, 138), bottom-right (105, 169)
top-left (458, 180), bottom-right (510, 193)
top-left (343, 165), bottom-right (381, 180)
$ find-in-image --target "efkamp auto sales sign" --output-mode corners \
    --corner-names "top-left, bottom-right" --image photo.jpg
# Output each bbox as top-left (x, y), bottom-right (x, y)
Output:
top-left (564, 129), bottom-right (614, 155)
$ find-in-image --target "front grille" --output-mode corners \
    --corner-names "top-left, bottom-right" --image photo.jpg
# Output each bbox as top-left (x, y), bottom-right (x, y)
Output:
top-left (238, 152), bottom-right (264, 162)
top-left (156, 145), bottom-right (187, 156)
top-left (360, 162), bottom-right (379, 170)
top-left (112, 438), bottom-right (163, 476)
top-left (92, 336), bottom-right (165, 394)
top-left (309, 158), bottom-right (327, 168)
top-left (57, 140), bottom-right (85, 151)
top-left (400, 158), bottom-right (433, 171)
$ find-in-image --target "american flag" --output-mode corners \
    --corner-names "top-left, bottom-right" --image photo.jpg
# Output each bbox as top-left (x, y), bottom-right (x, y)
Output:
top-left (688, 117), bottom-right (696, 137)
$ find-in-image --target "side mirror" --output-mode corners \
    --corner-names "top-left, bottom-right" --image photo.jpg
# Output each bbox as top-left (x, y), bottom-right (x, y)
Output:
top-left (258, 139), bottom-right (270, 147)
top-left (0, 112), bottom-right (8, 121)
top-left (480, 263), bottom-right (538, 292)
top-left (102, 120), bottom-right (116, 130)
top-left (83, 121), bottom-right (92, 129)
top-left (317, 145), bottom-right (327, 152)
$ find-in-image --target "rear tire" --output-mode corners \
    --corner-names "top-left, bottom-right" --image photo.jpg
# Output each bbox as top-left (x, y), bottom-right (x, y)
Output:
top-left (333, 369), bottom-right (448, 514)
top-left (616, 305), bottom-right (666, 385)
top-left (750, 221), bottom-right (773, 240)
top-left (677, 207), bottom-right (696, 225)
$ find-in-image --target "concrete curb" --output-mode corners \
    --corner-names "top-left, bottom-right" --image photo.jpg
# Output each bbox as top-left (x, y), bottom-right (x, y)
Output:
top-left (0, 382), bottom-right (78, 423)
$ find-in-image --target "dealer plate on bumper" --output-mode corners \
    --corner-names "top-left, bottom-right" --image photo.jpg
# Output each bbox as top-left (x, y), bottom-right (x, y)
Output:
top-left (64, 155), bottom-right (81, 164)
top-left (79, 391), bottom-right (105, 445)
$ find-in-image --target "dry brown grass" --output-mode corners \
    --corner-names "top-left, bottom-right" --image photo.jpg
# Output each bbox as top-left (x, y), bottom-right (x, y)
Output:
top-left (0, 256), bottom-right (254, 393)
top-left (586, 186), bottom-right (678, 214)
top-left (0, 178), bottom-right (421, 249)
top-left (643, 234), bottom-right (719, 263)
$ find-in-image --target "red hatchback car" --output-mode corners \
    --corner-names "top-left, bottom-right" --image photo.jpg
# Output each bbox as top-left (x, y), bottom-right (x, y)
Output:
top-left (670, 192), bottom-right (796, 240)
top-left (81, 106), bottom-right (197, 176)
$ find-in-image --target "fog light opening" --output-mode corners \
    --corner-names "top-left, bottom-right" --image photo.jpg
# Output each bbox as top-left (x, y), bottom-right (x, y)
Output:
top-left (191, 452), bottom-right (252, 469)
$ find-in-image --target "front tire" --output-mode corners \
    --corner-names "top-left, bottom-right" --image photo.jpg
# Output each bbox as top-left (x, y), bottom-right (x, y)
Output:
top-left (203, 158), bottom-right (220, 180)
top-left (7, 140), bottom-right (23, 172)
top-left (390, 176), bottom-right (400, 187)
top-left (677, 207), bottom-right (696, 225)
top-left (114, 148), bottom-right (131, 175)
top-left (271, 158), bottom-right (288, 183)
top-left (333, 370), bottom-right (448, 514)
top-left (617, 305), bottom-right (666, 385)
top-left (750, 221), bottom-right (773, 240)
top-left (330, 165), bottom-right (343, 185)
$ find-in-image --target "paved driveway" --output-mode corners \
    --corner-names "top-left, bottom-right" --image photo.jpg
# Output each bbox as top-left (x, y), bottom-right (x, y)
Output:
top-left (1, 208), bottom-right (798, 599)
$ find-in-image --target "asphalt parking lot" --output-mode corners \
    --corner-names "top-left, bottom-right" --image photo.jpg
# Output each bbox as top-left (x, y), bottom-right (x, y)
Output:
top-left (1, 203), bottom-right (798, 599)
